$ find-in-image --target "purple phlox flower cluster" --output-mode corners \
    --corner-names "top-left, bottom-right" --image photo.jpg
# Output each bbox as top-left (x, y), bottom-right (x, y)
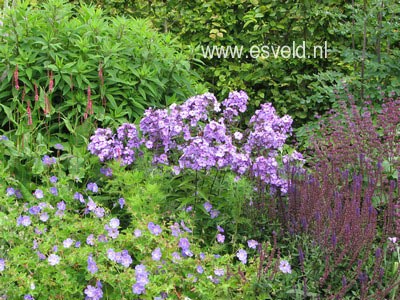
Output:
top-left (87, 128), bottom-right (115, 162)
top-left (87, 254), bottom-right (98, 274)
top-left (282, 150), bottom-right (305, 165)
top-left (48, 253), bottom-right (61, 266)
top-left (140, 107), bottom-right (181, 164)
top-left (148, 222), bottom-right (162, 235)
top-left (132, 264), bottom-right (149, 295)
top-left (221, 90), bottom-right (248, 122)
top-left (107, 249), bottom-right (132, 267)
top-left (88, 91), bottom-right (301, 193)
top-left (179, 237), bottom-right (193, 257)
top-left (236, 249), bottom-right (247, 264)
top-left (178, 137), bottom-right (215, 171)
top-left (279, 259), bottom-right (292, 274)
top-left (17, 215), bottom-right (31, 226)
top-left (196, 265), bottom-right (204, 274)
top-left (87, 182), bottom-right (99, 193)
top-left (84, 280), bottom-right (103, 300)
top-left (88, 124), bottom-right (141, 166)
top-left (151, 247), bottom-right (162, 261)
top-left (105, 218), bottom-right (119, 239)
top-left (115, 123), bottom-right (142, 165)
top-left (42, 155), bottom-right (56, 166)
top-left (251, 156), bottom-right (278, 184)
top-left (217, 225), bottom-right (224, 233)
top-left (24, 295), bottom-right (34, 300)
top-left (247, 239), bottom-right (259, 249)
top-left (181, 93), bottom-right (221, 125)
top-left (100, 167), bottom-right (112, 177)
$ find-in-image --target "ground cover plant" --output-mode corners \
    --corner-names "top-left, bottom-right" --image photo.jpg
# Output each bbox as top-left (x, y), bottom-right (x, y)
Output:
top-left (0, 1), bottom-right (399, 300)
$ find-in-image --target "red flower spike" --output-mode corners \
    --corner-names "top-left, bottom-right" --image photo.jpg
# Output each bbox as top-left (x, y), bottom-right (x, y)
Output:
top-left (14, 65), bottom-right (19, 90)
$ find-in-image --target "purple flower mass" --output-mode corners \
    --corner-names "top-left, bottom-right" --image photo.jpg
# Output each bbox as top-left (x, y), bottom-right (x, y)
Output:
top-left (89, 91), bottom-right (300, 195)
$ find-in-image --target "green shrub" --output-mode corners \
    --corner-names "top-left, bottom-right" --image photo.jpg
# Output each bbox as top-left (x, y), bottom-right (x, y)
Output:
top-left (0, 0), bottom-right (204, 138)
top-left (72, 0), bottom-right (400, 126)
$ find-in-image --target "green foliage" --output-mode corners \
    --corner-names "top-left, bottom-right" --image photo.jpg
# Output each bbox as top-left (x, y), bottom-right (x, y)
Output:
top-left (72, 0), bottom-right (400, 126)
top-left (0, 0), bottom-right (204, 139)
